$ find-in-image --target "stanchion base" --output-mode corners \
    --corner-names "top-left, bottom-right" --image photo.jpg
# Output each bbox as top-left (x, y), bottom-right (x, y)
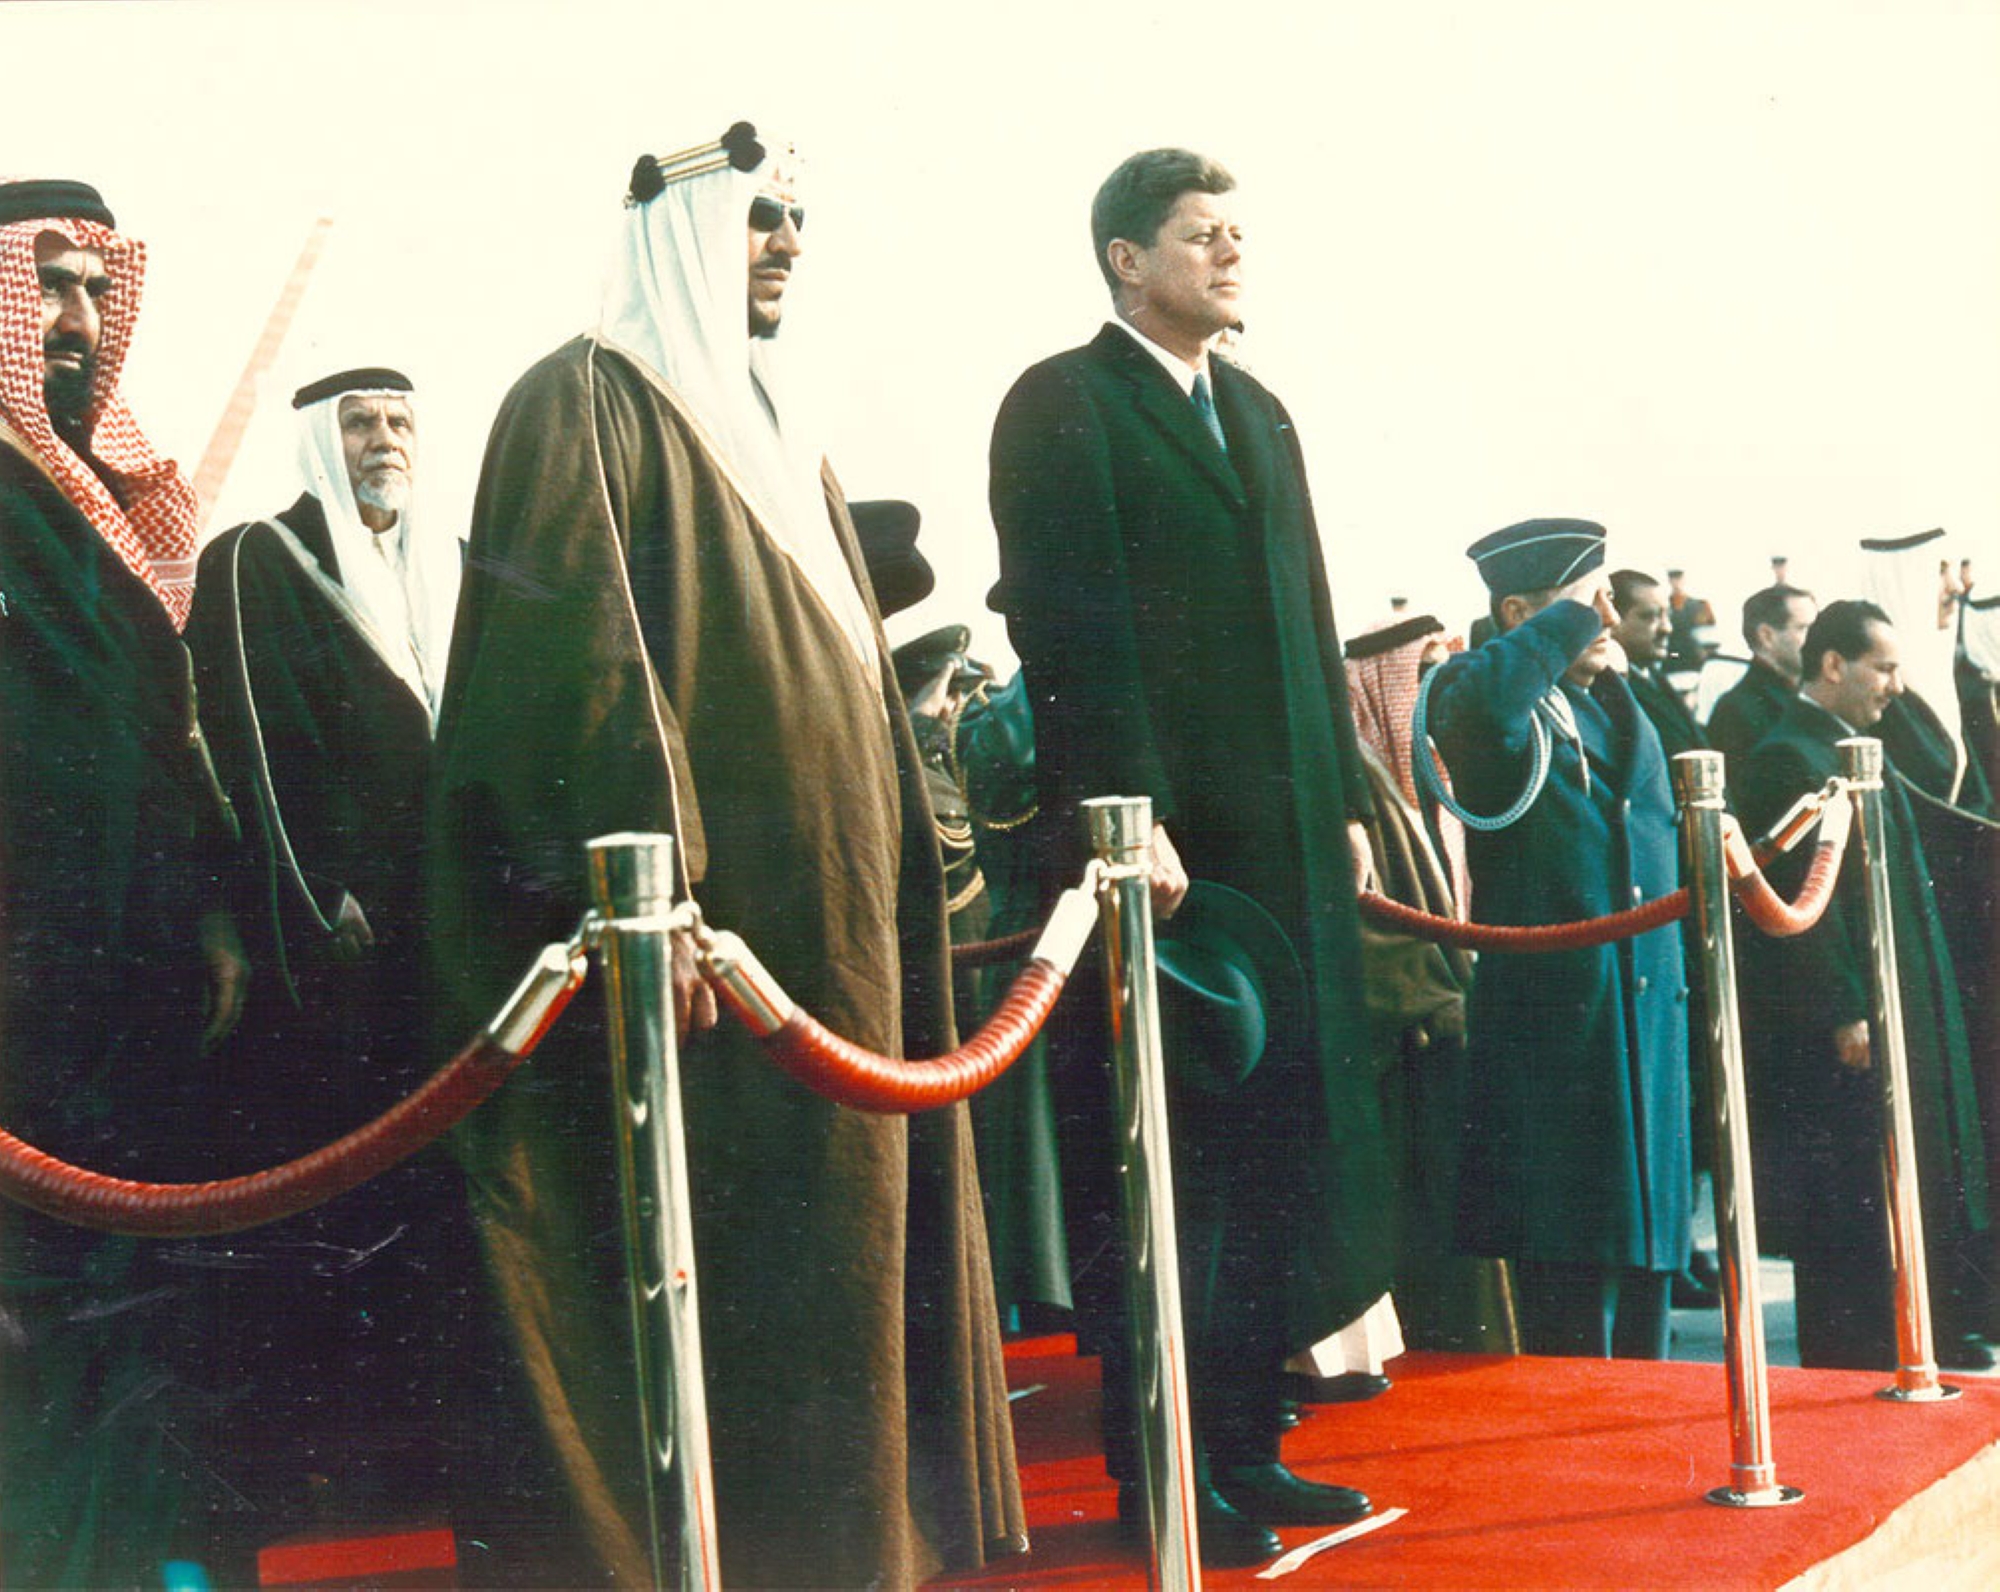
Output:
top-left (1876, 1381), bottom-right (1963, 1404)
top-left (1705, 1484), bottom-right (1805, 1509)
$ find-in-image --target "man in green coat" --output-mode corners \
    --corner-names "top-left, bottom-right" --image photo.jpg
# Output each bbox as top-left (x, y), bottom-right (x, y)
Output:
top-left (989, 146), bottom-right (1392, 1568)
top-left (1734, 599), bottom-right (1993, 1370)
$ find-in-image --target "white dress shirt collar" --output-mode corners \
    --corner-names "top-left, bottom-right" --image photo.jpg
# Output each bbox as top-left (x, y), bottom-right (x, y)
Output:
top-left (1108, 316), bottom-right (1209, 398)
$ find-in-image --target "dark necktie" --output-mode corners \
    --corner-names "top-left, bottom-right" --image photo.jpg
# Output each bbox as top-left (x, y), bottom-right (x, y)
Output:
top-left (1191, 369), bottom-right (1227, 453)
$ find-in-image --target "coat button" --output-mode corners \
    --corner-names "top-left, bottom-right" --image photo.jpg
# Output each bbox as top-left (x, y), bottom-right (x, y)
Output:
top-left (1632, 884), bottom-right (1643, 903)
top-left (1636, 975), bottom-right (1649, 995)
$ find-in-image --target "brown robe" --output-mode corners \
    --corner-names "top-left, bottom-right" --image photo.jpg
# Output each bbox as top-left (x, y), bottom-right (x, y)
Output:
top-left (429, 336), bottom-right (1023, 1587)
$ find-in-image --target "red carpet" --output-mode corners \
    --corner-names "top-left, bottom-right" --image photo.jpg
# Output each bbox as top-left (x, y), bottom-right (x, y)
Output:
top-left (928, 1336), bottom-right (2000, 1588)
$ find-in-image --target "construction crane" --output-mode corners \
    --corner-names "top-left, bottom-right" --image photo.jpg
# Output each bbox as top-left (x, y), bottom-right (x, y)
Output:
top-left (190, 216), bottom-right (334, 529)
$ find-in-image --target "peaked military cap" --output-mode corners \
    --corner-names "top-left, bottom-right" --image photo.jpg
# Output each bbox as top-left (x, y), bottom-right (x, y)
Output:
top-left (1467, 517), bottom-right (1607, 596)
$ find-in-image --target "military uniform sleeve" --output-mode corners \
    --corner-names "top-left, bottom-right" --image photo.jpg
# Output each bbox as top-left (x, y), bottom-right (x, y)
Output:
top-left (1426, 598), bottom-right (1603, 807)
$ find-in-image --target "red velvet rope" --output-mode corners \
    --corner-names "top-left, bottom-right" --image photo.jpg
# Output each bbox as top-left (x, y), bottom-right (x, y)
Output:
top-left (1732, 836), bottom-right (1845, 938)
top-left (0, 1037), bottom-right (522, 1237)
top-left (759, 959), bottom-right (1064, 1113)
top-left (1357, 830), bottom-right (1847, 953)
top-left (1357, 888), bottom-right (1689, 951)
top-left (949, 926), bottom-right (1043, 969)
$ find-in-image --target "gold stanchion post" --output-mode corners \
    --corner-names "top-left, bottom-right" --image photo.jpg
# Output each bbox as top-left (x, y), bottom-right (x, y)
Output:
top-left (588, 833), bottom-right (725, 1587)
top-left (1084, 796), bottom-right (1203, 1591)
top-left (1672, 751), bottom-right (1803, 1507)
top-left (1835, 739), bottom-right (1960, 1403)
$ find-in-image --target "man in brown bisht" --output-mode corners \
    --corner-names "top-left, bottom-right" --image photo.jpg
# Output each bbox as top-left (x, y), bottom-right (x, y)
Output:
top-left (428, 124), bottom-right (1024, 1587)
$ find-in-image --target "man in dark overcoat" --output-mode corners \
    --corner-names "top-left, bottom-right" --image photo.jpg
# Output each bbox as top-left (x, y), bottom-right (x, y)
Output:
top-left (0, 176), bottom-right (247, 1587)
top-left (988, 146), bottom-right (1393, 1568)
top-left (1610, 568), bottom-right (1705, 760)
top-left (1608, 566), bottom-right (1722, 1309)
top-left (1734, 599), bottom-right (1993, 1369)
top-left (182, 368), bottom-right (472, 1547)
top-left (1424, 520), bottom-right (1691, 1359)
top-left (1706, 584), bottom-right (1816, 763)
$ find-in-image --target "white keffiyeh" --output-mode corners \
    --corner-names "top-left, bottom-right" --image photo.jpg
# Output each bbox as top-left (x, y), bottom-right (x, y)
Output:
top-left (293, 384), bottom-right (458, 721)
top-left (597, 130), bottom-right (878, 674)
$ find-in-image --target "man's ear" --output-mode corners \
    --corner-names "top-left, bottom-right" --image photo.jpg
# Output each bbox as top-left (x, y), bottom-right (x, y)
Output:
top-left (1105, 237), bottom-right (1143, 288)
top-left (1497, 593), bottom-right (1531, 631)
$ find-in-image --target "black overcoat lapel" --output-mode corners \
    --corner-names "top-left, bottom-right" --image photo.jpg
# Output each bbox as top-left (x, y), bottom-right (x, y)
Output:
top-left (1086, 324), bottom-right (1247, 509)
top-left (1210, 356), bottom-right (1282, 512)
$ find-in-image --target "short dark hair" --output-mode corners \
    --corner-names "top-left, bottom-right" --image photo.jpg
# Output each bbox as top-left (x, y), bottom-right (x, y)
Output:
top-left (1801, 598), bottom-right (1891, 684)
top-left (1090, 148), bottom-right (1236, 292)
top-left (1740, 583), bottom-right (1814, 650)
top-left (1609, 568), bottom-right (1661, 617)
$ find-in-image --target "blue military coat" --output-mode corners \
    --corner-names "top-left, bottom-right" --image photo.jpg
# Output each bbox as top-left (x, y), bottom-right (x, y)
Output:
top-left (1427, 600), bottom-right (1693, 1270)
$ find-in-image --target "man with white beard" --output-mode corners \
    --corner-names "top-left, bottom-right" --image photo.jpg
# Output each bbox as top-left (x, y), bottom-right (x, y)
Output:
top-left (183, 367), bottom-right (471, 1554)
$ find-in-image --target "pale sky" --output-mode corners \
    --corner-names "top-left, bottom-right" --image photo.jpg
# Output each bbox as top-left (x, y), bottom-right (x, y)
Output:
top-left (6, 0), bottom-right (1997, 672)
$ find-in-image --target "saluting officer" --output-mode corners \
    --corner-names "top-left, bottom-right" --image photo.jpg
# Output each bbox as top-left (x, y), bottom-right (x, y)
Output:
top-left (1422, 518), bottom-right (1692, 1359)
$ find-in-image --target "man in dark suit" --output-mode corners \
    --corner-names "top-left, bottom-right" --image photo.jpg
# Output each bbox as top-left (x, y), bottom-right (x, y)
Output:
top-left (1608, 566), bottom-right (1721, 1311)
top-left (988, 146), bottom-right (1392, 1568)
top-left (1706, 584), bottom-right (1816, 762)
top-left (1734, 599), bottom-right (1993, 1370)
top-left (1425, 521), bottom-right (1691, 1360)
top-left (1610, 567), bottom-right (1705, 760)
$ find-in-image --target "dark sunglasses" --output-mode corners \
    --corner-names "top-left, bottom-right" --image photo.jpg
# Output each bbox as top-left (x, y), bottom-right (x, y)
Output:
top-left (748, 194), bottom-right (805, 233)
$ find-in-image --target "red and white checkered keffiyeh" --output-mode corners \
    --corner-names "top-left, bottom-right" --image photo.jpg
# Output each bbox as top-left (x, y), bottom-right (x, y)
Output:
top-left (1346, 616), bottom-right (1470, 911)
top-left (0, 200), bottom-right (199, 628)
top-left (1347, 621), bottom-right (1447, 811)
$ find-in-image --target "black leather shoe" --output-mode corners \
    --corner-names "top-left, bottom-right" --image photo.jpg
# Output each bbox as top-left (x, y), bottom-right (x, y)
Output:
top-left (1285, 1370), bottom-right (1392, 1404)
top-left (1213, 1461), bottom-right (1372, 1525)
top-left (1116, 1481), bottom-right (1282, 1568)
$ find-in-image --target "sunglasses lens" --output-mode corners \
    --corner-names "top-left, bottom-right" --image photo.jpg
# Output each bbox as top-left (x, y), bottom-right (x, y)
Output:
top-left (749, 196), bottom-right (803, 233)
top-left (749, 196), bottom-right (780, 230)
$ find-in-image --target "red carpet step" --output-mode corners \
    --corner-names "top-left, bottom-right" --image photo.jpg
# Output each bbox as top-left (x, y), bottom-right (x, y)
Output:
top-left (928, 1335), bottom-right (2000, 1588)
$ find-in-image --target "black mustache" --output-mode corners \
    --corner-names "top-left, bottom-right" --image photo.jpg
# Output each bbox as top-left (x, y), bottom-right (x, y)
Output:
top-left (44, 334), bottom-right (94, 361)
